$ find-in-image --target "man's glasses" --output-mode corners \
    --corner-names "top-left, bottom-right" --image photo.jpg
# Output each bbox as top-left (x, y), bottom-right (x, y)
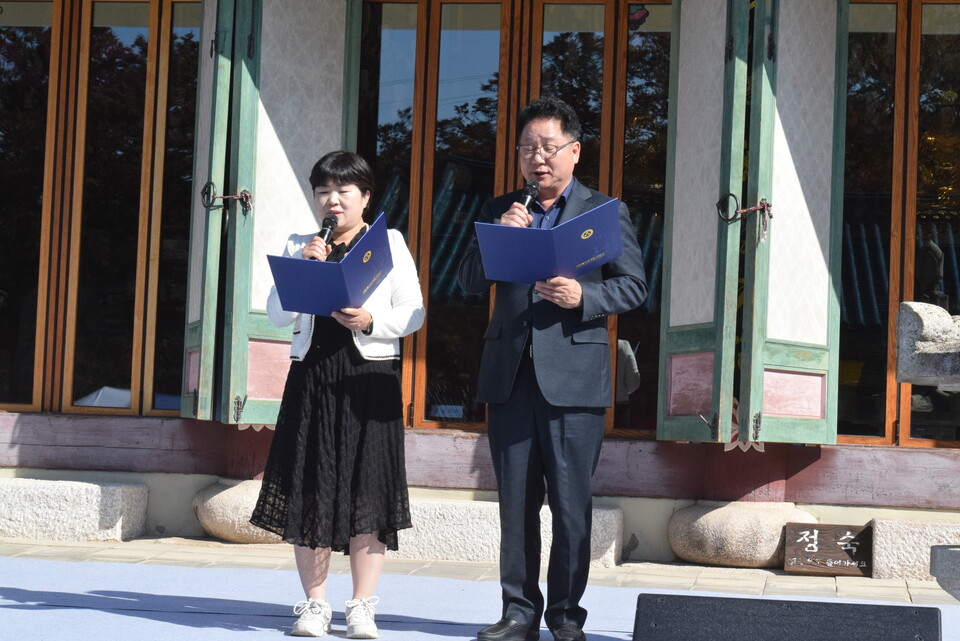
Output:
top-left (516, 140), bottom-right (577, 160)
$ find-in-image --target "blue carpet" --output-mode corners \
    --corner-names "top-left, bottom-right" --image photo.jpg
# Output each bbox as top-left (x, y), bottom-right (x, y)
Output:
top-left (0, 557), bottom-right (957, 640)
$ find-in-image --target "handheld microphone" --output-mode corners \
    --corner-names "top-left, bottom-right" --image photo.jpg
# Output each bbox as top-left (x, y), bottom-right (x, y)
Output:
top-left (519, 180), bottom-right (539, 210)
top-left (310, 215), bottom-right (338, 260)
top-left (317, 214), bottom-right (338, 243)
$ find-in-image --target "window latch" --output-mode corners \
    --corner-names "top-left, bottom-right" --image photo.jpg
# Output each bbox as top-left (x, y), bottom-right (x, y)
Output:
top-left (201, 181), bottom-right (254, 214)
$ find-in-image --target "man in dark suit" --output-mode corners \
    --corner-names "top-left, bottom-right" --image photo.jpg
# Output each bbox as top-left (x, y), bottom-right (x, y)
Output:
top-left (458, 97), bottom-right (647, 641)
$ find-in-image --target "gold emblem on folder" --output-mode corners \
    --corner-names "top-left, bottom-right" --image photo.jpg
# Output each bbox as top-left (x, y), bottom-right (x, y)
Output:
top-left (580, 229), bottom-right (594, 239)
top-left (363, 250), bottom-right (372, 263)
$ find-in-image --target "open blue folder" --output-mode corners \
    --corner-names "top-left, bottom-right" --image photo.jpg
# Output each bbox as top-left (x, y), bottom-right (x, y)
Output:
top-left (474, 198), bottom-right (623, 284)
top-left (267, 213), bottom-right (393, 316)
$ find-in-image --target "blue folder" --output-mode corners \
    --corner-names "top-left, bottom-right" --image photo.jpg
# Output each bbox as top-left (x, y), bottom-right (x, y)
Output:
top-left (474, 198), bottom-right (622, 283)
top-left (267, 213), bottom-right (393, 316)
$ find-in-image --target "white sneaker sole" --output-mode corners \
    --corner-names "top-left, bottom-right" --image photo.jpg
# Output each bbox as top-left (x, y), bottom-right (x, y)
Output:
top-left (292, 622), bottom-right (331, 637)
top-left (346, 624), bottom-right (379, 639)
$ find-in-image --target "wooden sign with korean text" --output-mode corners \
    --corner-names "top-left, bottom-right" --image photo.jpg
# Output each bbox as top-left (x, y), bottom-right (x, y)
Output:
top-left (784, 523), bottom-right (872, 577)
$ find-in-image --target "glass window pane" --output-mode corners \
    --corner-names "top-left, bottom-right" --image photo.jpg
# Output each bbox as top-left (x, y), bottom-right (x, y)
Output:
top-left (0, 1), bottom-right (53, 405)
top-left (425, 3), bottom-right (500, 423)
top-left (614, 3), bottom-right (670, 431)
top-left (909, 3), bottom-right (960, 440)
top-left (72, 2), bottom-right (151, 408)
top-left (540, 3), bottom-right (604, 190)
top-left (358, 2), bottom-right (417, 235)
top-left (152, 1), bottom-right (200, 411)
top-left (837, 3), bottom-right (896, 438)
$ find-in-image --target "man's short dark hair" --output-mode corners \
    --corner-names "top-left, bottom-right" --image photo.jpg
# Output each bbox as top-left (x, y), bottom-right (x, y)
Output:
top-left (517, 96), bottom-right (582, 142)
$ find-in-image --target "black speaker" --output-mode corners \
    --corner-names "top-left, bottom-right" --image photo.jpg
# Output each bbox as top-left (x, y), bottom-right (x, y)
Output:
top-left (633, 593), bottom-right (941, 640)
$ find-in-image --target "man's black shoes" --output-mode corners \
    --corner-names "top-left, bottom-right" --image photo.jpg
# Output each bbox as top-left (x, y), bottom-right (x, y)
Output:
top-left (477, 618), bottom-right (540, 641)
top-left (476, 618), bottom-right (587, 641)
top-left (550, 624), bottom-right (586, 641)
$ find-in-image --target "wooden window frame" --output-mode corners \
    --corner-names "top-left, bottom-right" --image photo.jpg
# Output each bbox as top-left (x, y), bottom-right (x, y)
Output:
top-left (0, 0), bottom-right (64, 413)
top-left (838, 0), bottom-right (960, 448)
top-left (409, 0), bottom-right (512, 431)
top-left (897, 0), bottom-right (960, 448)
top-left (2, 0), bottom-right (201, 416)
top-left (836, 0), bottom-right (907, 446)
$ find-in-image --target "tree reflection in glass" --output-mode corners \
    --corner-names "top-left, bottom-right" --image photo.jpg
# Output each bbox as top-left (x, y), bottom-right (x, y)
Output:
top-left (358, 2), bottom-right (417, 235)
top-left (540, 3), bottom-right (604, 191)
top-left (423, 4), bottom-right (500, 423)
top-left (72, 3), bottom-right (151, 407)
top-left (0, 2), bottom-right (52, 405)
top-left (614, 3), bottom-right (670, 432)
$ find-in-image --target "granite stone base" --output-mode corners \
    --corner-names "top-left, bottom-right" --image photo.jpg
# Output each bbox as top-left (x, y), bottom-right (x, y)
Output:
top-left (192, 479), bottom-right (283, 544)
top-left (872, 518), bottom-right (960, 580)
top-left (398, 498), bottom-right (623, 567)
top-left (668, 500), bottom-right (818, 568)
top-left (0, 478), bottom-right (147, 541)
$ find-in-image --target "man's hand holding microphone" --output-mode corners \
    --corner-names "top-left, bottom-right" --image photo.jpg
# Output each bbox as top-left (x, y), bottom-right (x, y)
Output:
top-left (498, 179), bottom-right (582, 309)
top-left (498, 180), bottom-right (539, 228)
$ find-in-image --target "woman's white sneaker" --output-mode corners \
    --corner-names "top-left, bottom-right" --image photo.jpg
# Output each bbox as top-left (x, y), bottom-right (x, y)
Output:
top-left (345, 596), bottom-right (380, 639)
top-left (291, 598), bottom-right (332, 637)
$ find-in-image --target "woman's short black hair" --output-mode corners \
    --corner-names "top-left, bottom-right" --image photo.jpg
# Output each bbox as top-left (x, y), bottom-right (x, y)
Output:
top-left (308, 150), bottom-right (375, 195)
top-left (517, 96), bottom-right (582, 142)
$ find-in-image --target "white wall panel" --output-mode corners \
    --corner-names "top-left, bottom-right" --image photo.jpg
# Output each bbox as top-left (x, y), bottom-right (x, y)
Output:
top-left (251, 0), bottom-right (346, 310)
top-left (766, 0), bottom-right (837, 346)
top-left (668, 0), bottom-right (726, 327)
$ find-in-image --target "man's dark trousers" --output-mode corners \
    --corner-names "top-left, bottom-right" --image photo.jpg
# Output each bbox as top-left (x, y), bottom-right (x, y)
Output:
top-left (487, 348), bottom-right (605, 631)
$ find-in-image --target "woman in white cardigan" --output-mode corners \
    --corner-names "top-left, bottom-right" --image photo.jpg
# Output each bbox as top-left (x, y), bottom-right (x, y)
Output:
top-left (251, 151), bottom-right (424, 639)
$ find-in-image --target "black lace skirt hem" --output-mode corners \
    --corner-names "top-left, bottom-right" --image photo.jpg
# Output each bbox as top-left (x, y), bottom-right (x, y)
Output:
top-left (248, 516), bottom-right (411, 552)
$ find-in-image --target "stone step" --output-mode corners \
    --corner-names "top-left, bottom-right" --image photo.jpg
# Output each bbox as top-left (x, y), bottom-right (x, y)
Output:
top-left (193, 479), bottom-right (623, 567)
top-left (0, 478), bottom-right (147, 541)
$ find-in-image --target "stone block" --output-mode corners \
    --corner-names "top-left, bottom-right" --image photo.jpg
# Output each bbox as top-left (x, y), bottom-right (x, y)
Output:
top-left (0, 478), bottom-right (146, 541)
top-left (395, 499), bottom-right (622, 568)
top-left (896, 301), bottom-right (960, 386)
top-left (194, 480), bottom-right (622, 566)
top-left (872, 518), bottom-right (960, 580)
top-left (668, 500), bottom-right (818, 568)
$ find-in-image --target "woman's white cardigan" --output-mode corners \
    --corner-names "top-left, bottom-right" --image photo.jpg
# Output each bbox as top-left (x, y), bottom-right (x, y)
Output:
top-left (266, 227), bottom-right (425, 361)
